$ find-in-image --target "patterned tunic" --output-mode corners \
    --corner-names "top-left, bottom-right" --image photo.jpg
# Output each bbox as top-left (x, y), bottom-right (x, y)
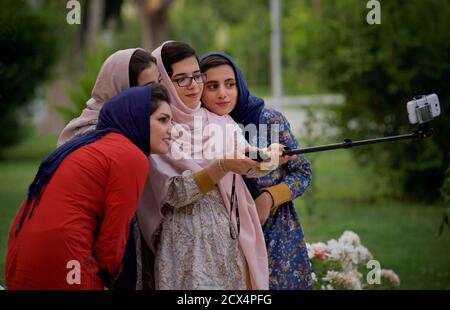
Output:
top-left (154, 171), bottom-right (247, 290)
top-left (247, 107), bottom-right (314, 290)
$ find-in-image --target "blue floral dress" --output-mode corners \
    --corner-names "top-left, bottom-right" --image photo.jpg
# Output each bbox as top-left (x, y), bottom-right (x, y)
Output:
top-left (245, 107), bottom-right (313, 290)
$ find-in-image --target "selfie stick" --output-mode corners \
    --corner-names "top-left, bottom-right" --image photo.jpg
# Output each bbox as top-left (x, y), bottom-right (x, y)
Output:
top-left (282, 122), bottom-right (434, 157)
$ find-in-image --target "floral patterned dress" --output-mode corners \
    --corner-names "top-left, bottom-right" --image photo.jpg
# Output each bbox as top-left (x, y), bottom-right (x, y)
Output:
top-left (246, 107), bottom-right (313, 290)
top-left (154, 171), bottom-right (247, 290)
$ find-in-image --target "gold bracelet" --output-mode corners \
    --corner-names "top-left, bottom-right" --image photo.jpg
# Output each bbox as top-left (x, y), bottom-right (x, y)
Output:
top-left (218, 159), bottom-right (227, 173)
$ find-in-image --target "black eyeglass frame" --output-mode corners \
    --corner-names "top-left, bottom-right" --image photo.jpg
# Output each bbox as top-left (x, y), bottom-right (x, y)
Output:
top-left (171, 73), bottom-right (206, 87)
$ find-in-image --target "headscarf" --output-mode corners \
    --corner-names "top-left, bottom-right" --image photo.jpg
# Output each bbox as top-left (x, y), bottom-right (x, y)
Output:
top-left (137, 41), bottom-right (269, 289)
top-left (15, 84), bottom-right (152, 236)
top-left (200, 52), bottom-right (267, 198)
top-left (200, 52), bottom-right (265, 130)
top-left (57, 48), bottom-right (146, 146)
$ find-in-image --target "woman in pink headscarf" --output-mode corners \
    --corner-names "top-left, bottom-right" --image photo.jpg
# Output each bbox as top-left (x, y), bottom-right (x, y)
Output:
top-left (57, 48), bottom-right (159, 146)
top-left (137, 41), bottom-right (270, 290)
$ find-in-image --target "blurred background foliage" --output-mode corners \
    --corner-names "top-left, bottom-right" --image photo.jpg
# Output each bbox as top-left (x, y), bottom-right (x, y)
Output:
top-left (0, 0), bottom-right (70, 149)
top-left (169, 0), bottom-right (450, 202)
top-left (1, 0), bottom-right (449, 202)
top-left (51, 43), bottom-right (113, 122)
top-left (301, 0), bottom-right (450, 203)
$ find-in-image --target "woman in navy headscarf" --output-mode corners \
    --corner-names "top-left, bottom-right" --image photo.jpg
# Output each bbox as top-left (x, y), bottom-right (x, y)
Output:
top-left (5, 83), bottom-right (173, 290)
top-left (200, 53), bottom-right (313, 290)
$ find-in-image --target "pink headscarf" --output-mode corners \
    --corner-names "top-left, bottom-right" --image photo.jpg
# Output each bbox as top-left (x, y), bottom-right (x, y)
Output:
top-left (57, 48), bottom-right (145, 146)
top-left (137, 41), bottom-right (269, 290)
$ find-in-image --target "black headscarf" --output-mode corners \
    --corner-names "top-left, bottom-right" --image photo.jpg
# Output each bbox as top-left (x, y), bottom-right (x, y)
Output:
top-left (15, 84), bottom-right (152, 236)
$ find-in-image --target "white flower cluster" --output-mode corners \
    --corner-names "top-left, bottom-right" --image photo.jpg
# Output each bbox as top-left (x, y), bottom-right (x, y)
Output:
top-left (307, 231), bottom-right (400, 290)
top-left (380, 269), bottom-right (401, 286)
top-left (322, 270), bottom-right (363, 290)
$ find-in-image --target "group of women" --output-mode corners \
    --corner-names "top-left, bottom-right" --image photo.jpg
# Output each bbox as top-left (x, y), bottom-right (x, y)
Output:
top-left (5, 41), bottom-right (313, 290)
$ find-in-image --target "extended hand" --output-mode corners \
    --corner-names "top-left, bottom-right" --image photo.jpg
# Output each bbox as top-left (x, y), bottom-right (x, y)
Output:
top-left (254, 191), bottom-right (274, 225)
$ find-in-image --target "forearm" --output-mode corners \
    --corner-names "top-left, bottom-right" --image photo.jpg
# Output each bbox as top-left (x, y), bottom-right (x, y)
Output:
top-left (255, 191), bottom-right (274, 225)
top-left (192, 159), bottom-right (231, 194)
top-left (264, 182), bottom-right (292, 209)
top-left (203, 159), bottom-right (228, 184)
top-left (163, 162), bottom-right (231, 207)
top-left (283, 155), bottom-right (312, 199)
top-left (163, 171), bottom-right (205, 207)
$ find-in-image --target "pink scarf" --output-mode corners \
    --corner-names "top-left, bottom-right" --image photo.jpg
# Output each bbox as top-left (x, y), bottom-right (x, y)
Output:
top-left (57, 48), bottom-right (144, 146)
top-left (137, 41), bottom-right (269, 290)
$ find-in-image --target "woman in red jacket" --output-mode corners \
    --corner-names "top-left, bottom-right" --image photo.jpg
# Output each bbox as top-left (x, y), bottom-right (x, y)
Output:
top-left (5, 83), bottom-right (172, 290)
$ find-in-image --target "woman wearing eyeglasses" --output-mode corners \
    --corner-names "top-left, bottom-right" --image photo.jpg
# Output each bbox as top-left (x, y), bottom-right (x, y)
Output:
top-left (137, 41), bottom-right (270, 290)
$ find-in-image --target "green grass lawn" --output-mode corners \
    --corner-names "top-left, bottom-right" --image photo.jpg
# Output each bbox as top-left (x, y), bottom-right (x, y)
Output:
top-left (0, 134), bottom-right (449, 289)
top-left (296, 150), bottom-right (450, 290)
top-left (0, 134), bottom-right (57, 286)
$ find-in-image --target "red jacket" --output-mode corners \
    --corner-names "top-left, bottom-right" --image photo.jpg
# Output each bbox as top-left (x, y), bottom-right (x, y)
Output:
top-left (6, 133), bottom-right (148, 290)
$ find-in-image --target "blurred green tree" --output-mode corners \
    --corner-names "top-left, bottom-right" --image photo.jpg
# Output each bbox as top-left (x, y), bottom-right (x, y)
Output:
top-left (167, 0), bottom-right (271, 94)
top-left (299, 0), bottom-right (450, 202)
top-left (0, 0), bottom-right (68, 152)
top-left (282, 0), bottom-right (326, 94)
top-left (51, 44), bottom-right (113, 123)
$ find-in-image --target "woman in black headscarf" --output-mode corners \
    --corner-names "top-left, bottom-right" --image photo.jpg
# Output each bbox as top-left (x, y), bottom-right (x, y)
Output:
top-left (200, 53), bottom-right (313, 290)
top-left (6, 83), bottom-right (172, 290)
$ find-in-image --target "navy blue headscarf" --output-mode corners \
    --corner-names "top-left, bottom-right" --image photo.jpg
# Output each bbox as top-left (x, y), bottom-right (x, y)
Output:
top-left (200, 52), bottom-right (265, 130)
top-left (15, 84), bottom-right (152, 236)
top-left (200, 52), bottom-right (266, 198)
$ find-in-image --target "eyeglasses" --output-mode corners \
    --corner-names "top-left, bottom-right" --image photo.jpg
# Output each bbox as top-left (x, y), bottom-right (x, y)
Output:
top-left (171, 73), bottom-right (206, 87)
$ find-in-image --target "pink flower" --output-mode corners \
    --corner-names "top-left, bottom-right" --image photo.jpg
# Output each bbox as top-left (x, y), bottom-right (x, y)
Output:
top-left (314, 249), bottom-right (326, 259)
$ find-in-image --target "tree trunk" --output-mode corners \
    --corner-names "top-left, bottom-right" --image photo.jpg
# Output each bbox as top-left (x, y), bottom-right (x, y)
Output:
top-left (86, 0), bottom-right (105, 48)
top-left (270, 0), bottom-right (283, 98)
top-left (312, 0), bottom-right (322, 15)
top-left (136, 0), bottom-right (173, 51)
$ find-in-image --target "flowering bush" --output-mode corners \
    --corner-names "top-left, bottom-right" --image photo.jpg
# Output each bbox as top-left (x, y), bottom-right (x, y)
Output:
top-left (307, 231), bottom-right (400, 290)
